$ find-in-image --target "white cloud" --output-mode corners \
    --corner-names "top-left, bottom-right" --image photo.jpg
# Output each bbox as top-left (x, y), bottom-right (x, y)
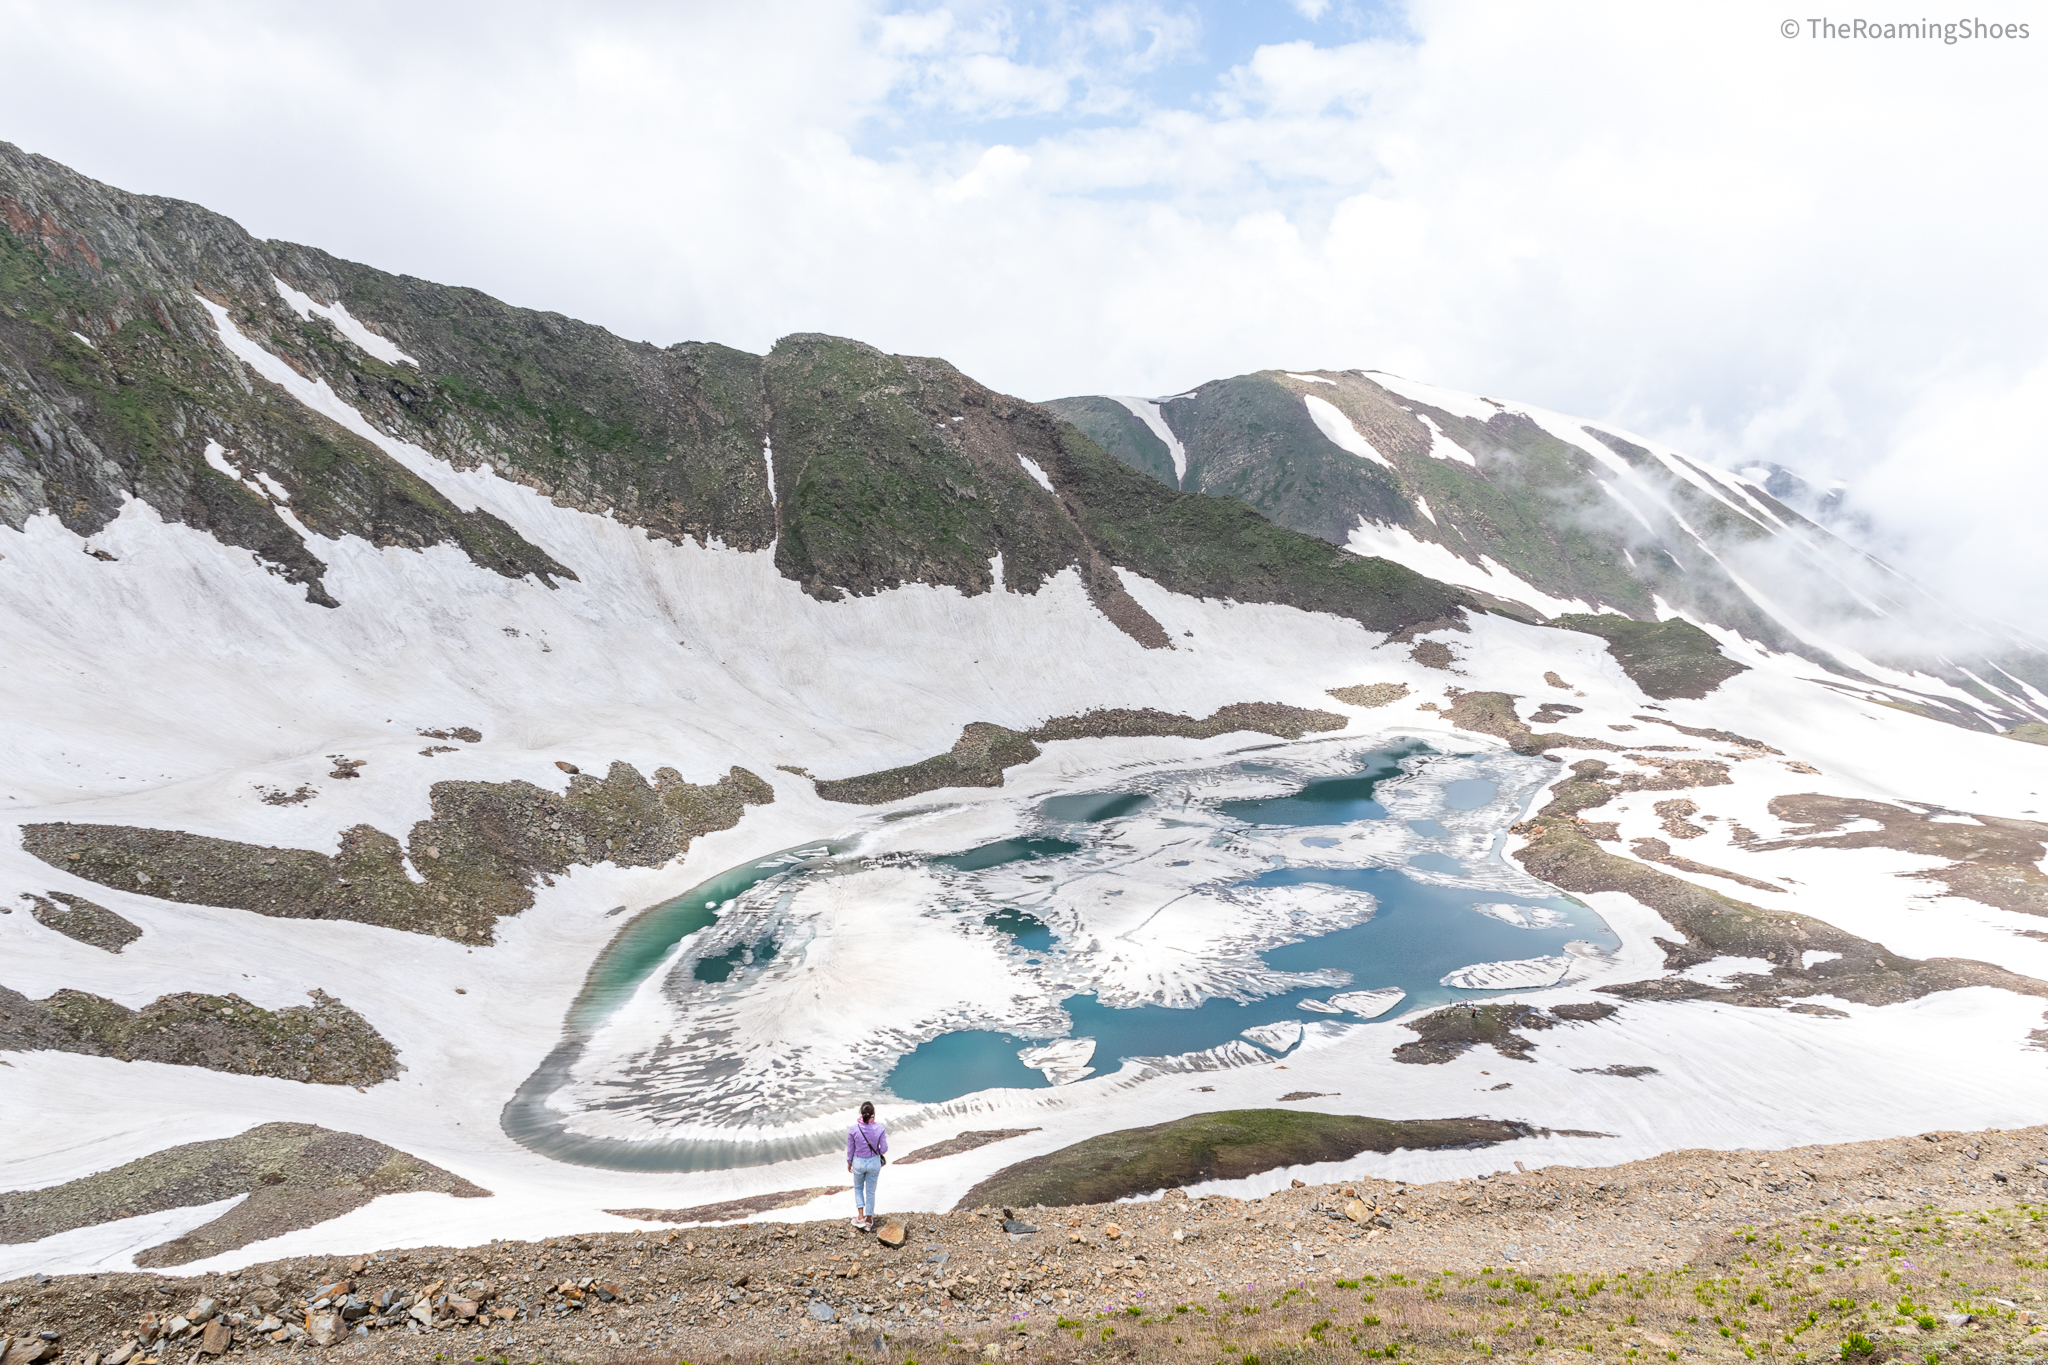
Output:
top-left (0, 0), bottom-right (2039, 625)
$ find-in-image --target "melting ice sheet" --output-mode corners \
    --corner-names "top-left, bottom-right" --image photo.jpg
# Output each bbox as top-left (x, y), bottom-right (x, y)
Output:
top-left (502, 738), bottom-right (1614, 1170)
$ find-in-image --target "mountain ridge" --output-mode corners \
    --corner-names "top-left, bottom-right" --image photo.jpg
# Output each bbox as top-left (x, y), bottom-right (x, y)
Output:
top-left (1049, 369), bottom-right (2048, 734)
top-left (0, 141), bottom-right (1469, 645)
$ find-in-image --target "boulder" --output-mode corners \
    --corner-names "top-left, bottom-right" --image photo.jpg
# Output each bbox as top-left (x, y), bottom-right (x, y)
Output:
top-left (305, 1312), bottom-right (347, 1348)
top-left (876, 1220), bottom-right (907, 1247)
top-left (187, 1299), bottom-right (219, 1324)
top-left (198, 1321), bottom-right (232, 1356)
top-left (808, 1302), bottom-right (835, 1323)
top-left (1345, 1199), bottom-right (1371, 1223)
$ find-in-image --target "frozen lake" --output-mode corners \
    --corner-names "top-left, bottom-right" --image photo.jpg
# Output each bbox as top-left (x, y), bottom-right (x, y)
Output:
top-left (502, 736), bottom-right (1613, 1170)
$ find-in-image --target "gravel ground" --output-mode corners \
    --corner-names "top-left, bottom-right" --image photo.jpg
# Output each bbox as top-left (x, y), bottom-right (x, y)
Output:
top-left (6, 1124), bottom-right (2047, 1364)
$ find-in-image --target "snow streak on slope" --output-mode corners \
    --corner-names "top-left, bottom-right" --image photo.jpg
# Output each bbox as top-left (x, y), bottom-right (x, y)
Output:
top-left (1343, 369), bottom-right (2048, 729)
top-left (1110, 395), bottom-right (1188, 485)
top-left (1304, 394), bottom-right (1394, 469)
top-left (1344, 519), bottom-right (1594, 620)
top-left (272, 276), bottom-right (417, 366)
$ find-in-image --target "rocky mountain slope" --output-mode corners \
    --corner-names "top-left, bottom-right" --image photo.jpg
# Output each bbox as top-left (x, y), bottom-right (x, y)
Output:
top-left (3, 143), bottom-right (2046, 1293)
top-left (0, 142), bottom-right (1461, 643)
top-left (1049, 375), bottom-right (2048, 734)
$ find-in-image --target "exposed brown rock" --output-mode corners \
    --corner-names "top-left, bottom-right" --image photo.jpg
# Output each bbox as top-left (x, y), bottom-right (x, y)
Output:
top-left (1630, 714), bottom-right (1782, 754)
top-left (20, 761), bottom-right (773, 944)
top-left (1327, 682), bottom-right (1410, 708)
top-left (1628, 836), bottom-right (1782, 892)
top-left (1653, 798), bottom-right (1705, 839)
top-left (1410, 639), bottom-right (1458, 671)
top-left (1746, 793), bottom-right (2048, 917)
top-left (1511, 761), bottom-right (2048, 1011)
top-left (1393, 1002), bottom-right (1558, 1065)
top-left (814, 703), bottom-right (1347, 805)
top-left (0, 1123), bottom-right (485, 1266)
top-left (896, 1129), bottom-right (1041, 1166)
top-left (814, 724), bottom-right (1040, 804)
top-left (1445, 690), bottom-right (1622, 756)
top-left (20, 892), bottom-right (140, 952)
top-left (607, 1187), bottom-right (847, 1226)
top-left (1031, 702), bottom-right (1346, 744)
top-left (0, 987), bottom-right (396, 1085)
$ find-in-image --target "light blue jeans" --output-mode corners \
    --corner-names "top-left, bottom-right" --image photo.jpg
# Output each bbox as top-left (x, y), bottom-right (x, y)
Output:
top-left (850, 1156), bottom-right (881, 1216)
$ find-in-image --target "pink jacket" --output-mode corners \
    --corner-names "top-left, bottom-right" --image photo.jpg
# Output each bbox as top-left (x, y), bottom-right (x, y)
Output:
top-left (847, 1121), bottom-right (888, 1161)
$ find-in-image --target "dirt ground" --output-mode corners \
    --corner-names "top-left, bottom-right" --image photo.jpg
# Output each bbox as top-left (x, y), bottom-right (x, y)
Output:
top-left (6, 1124), bottom-right (2047, 1365)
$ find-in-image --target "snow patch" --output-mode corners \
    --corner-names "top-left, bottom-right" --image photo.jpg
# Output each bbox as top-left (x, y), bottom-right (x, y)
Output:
top-left (1344, 518), bottom-right (1591, 619)
top-left (1680, 956), bottom-right (1777, 986)
top-left (1325, 988), bottom-right (1406, 1018)
top-left (272, 276), bottom-right (417, 366)
top-left (1471, 902), bottom-right (1569, 930)
top-left (200, 439), bottom-right (282, 504)
top-left (1413, 496), bottom-right (1437, 525)
top-left (1018, 1037), bottom-right (1096, 1085)
top-left (70, 331), bottom-right (95, 350)
top-left (0, 1194), bottom-right (249, 1280)
top-left (1241, 1020), bottom-right (1303, 1054)
top-left (1802, 951), bottom-right (1843, 969)
top-left (1018, 454), bottom-right (1055, 494)
top-left (1439, 956), bottom-right (1572, 990)
top-left (1109, 396), bottom-right (1188, 485)
top-left (1303, 395), bottom-right (1393, 469)
top-left (1284, 372), bottom-right (1334, 385)
top-left (1363, 372), bottom-right (1504, 424)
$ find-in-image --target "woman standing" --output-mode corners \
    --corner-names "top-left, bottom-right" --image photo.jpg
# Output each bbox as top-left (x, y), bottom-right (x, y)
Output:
top-left (846, 1100), bottom-right (888, 1231)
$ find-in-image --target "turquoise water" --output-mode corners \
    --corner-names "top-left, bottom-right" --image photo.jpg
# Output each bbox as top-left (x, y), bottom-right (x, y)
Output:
top-left (557, 843), bottom-right (829, 1035)
top-left (1444, 778), bottom-right (1499, 810)
top-left (882, 752), bottom-right (1613, 1103)
top-left (1043, 791), bottom-right (1152, 823)
top-left (694, 933), bottom-right (779, 982)
top-left (984, 906), bottom-right (1055, 951)
top-left (499, 841), bottom-right (839, 1170)
top-left (886, 868), bottom-right (1603, 1101)
top-left (887, 1028), bottom-right (1053, 1098)
top-left (1216, 742), bottom-right (1422, 826)
top-left (933, 836), bottom-right (1080, 872)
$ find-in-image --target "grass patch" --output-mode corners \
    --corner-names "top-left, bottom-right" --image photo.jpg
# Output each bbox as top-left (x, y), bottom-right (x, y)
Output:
top-left (954, 1110), bottom-right (1532, 1208)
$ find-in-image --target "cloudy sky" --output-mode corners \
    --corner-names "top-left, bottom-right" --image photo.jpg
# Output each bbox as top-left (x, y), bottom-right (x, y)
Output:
top-left (2, 0), bottom-right (2042, 624)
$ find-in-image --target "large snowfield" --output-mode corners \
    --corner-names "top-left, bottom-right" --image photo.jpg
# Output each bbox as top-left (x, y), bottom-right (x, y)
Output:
top-left (4, 301), bottom-right (2047, 1281)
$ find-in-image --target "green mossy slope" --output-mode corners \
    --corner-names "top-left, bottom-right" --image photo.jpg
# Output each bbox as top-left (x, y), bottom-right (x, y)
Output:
top-left (955, 1110), bottom-right (1531, 1208)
